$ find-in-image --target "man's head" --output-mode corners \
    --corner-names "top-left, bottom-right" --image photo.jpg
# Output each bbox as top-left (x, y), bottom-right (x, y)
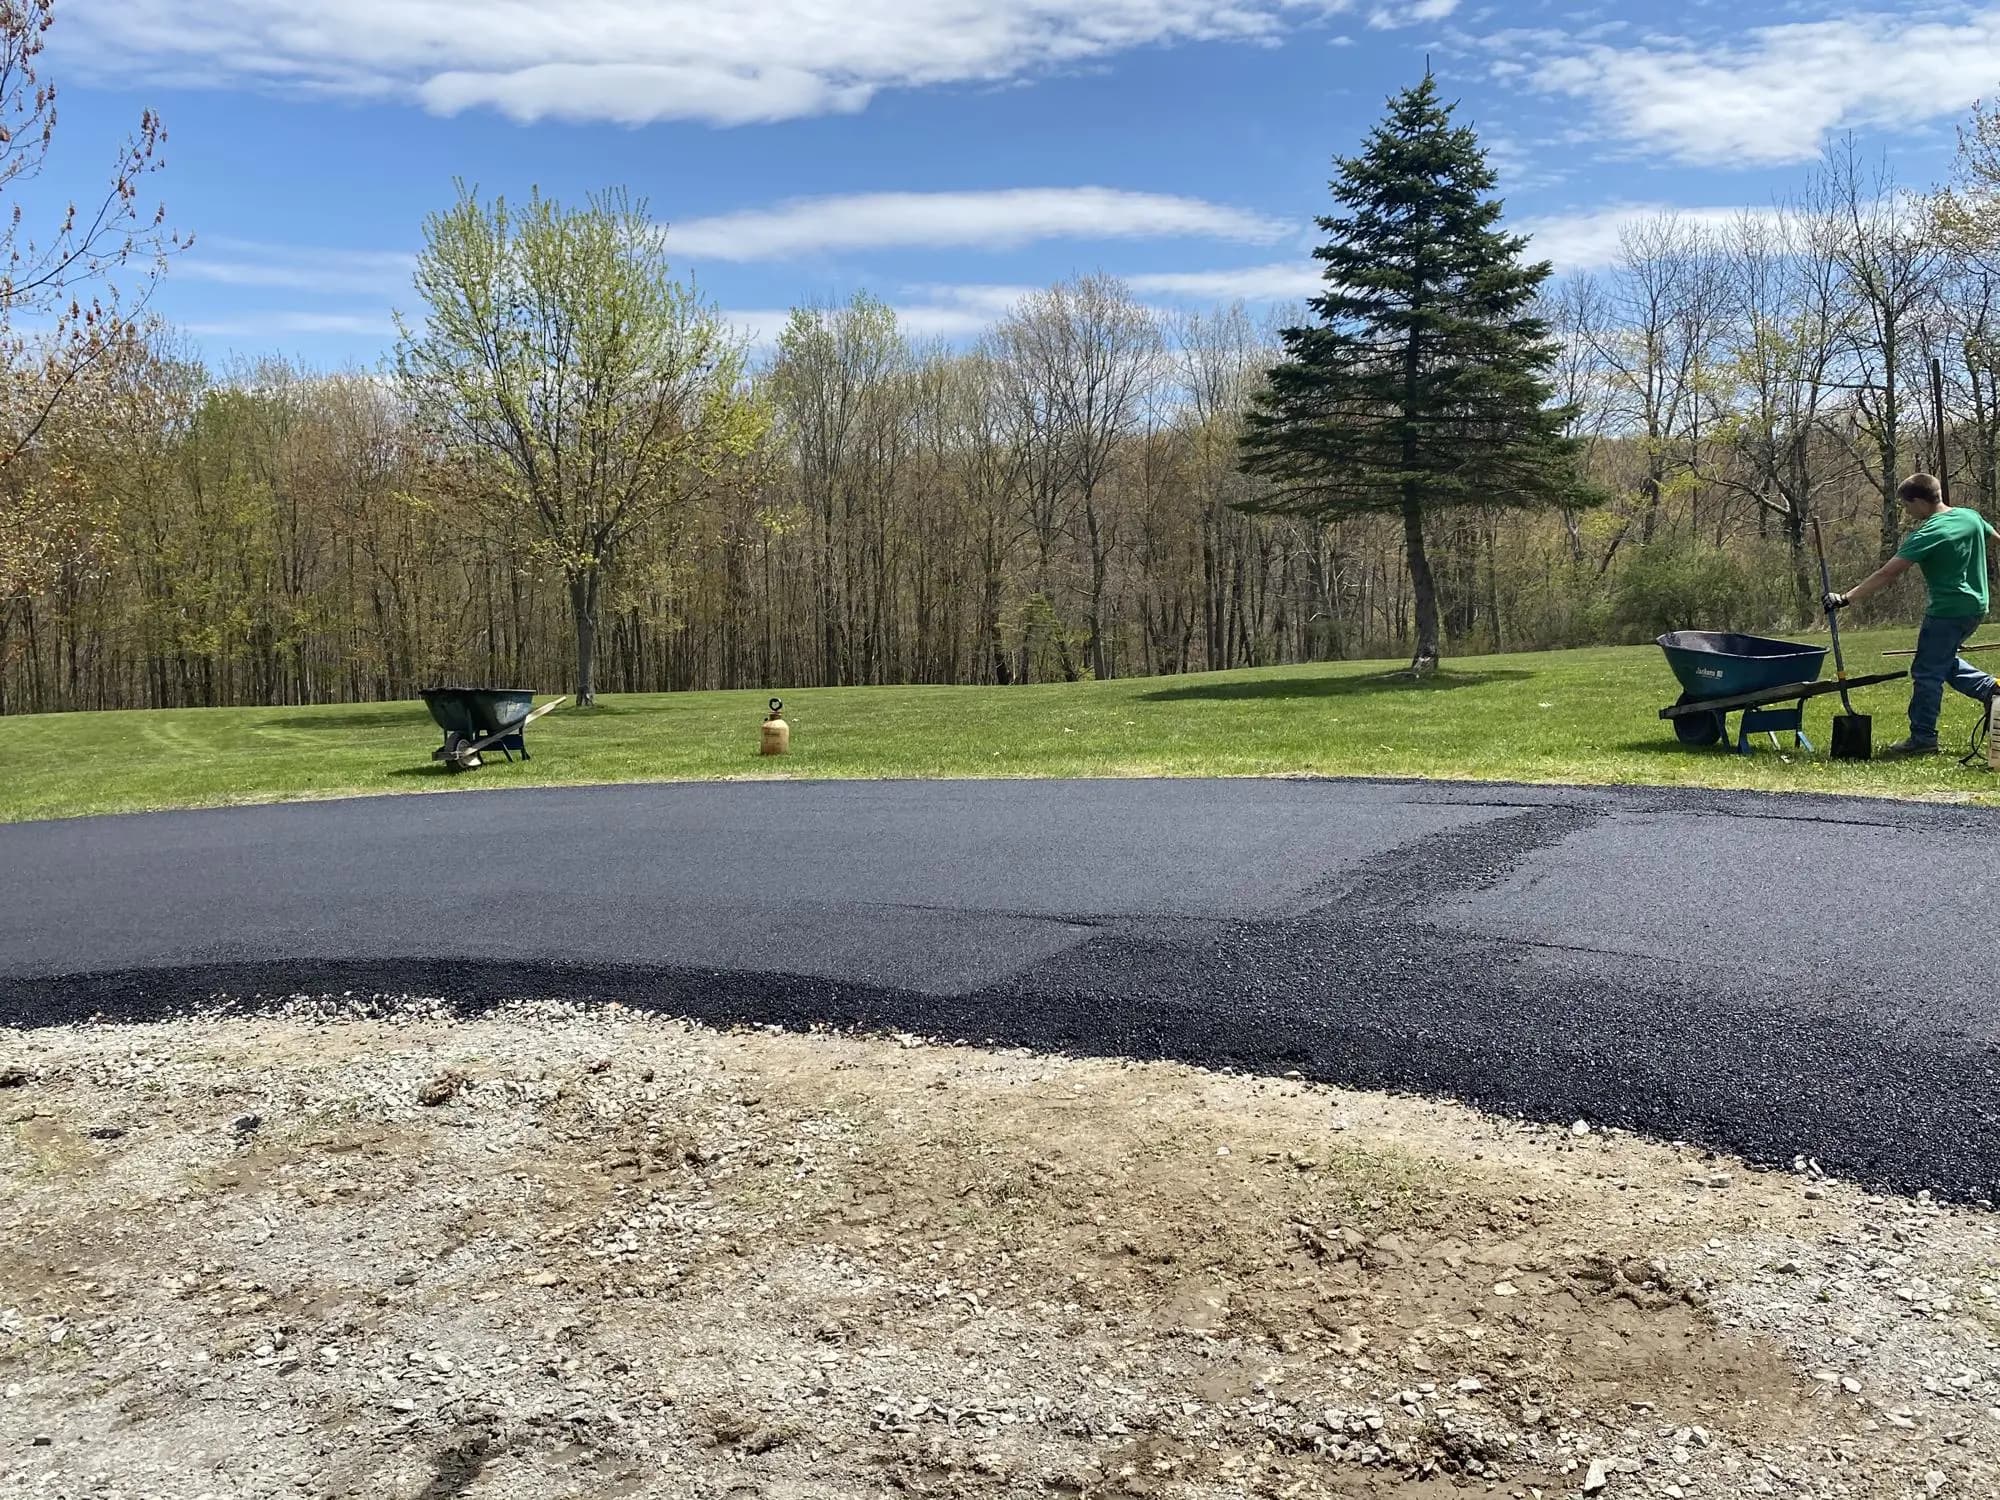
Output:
top-left (1898, 472), bottom-right (1946, 517)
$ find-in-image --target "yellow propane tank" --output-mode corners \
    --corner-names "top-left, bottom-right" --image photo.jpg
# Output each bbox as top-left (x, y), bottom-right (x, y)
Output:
top-left (760, 698), bottom-right (790, 756)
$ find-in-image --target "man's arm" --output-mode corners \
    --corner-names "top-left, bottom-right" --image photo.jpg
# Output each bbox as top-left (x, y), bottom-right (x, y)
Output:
top-left (1826, 555), bottom-right (1913, 609)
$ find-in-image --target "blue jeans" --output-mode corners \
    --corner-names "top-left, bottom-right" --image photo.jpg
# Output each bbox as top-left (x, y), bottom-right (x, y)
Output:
top-left (1908, 612), bottom-right (1994, 743)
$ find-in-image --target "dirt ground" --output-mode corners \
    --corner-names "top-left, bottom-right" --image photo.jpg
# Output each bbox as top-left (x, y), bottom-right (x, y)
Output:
top-left (3, 998), bottom-right (1998, 1500)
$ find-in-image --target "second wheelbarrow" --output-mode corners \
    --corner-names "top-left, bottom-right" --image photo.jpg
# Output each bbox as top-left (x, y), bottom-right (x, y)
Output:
top-left (420, 686), bottom-right (567, 770)
top-left (1655, 631), bottom-right (1903, 755)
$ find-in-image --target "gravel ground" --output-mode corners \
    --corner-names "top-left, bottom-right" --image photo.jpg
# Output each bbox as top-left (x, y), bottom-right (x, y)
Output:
top-left (4, 998), bottom-right (1999, 1499)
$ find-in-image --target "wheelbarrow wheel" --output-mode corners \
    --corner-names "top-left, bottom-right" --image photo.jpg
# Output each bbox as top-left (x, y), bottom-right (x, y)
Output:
top-left (1670, 694), bottom-right (1725, 747)
top-left (440, 732), bottom-right (481, 772)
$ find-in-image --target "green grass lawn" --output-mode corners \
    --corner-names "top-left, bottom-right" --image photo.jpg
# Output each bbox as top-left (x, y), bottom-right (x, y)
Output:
top-left (3, 624), bottom-right (1995, 823)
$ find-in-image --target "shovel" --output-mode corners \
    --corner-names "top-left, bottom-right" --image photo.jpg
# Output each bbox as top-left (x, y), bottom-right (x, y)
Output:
top-left (1810, 515), bottom-right (1871, 760)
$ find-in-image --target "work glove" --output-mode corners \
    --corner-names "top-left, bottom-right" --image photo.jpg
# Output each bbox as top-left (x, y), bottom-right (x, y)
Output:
top-left (1823, 591), bottom-right (1849, 611)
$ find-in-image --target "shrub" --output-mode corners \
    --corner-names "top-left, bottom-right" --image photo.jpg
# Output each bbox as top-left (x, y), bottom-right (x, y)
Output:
top-left (1608, 538), bottom-right (1792, 641)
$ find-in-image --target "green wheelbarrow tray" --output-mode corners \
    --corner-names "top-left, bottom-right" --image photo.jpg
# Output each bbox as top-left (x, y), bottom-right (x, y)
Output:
top-left (1657, 631), bottom-right (1828, 700)
top-left (419, 687), bottom-right (566, 770)
top-left (421, 686), bottom-right (536, 737)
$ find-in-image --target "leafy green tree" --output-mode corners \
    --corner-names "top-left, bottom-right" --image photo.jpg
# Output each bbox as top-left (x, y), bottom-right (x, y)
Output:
top-left (1238, 72), bottom-right (1592, 671)
top-left (397, 183), bottom-right (767, 703)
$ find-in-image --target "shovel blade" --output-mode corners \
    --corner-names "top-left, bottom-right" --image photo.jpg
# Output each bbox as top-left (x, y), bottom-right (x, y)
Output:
top-left (1831, 713), bottom-right (1872, 761)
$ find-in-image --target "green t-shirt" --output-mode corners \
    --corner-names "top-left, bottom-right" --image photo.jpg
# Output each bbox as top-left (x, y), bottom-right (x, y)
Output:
top-left (1897, 507), bottom-right (1991, 618)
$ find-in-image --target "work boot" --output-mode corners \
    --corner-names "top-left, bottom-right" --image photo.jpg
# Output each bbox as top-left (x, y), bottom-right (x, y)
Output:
top-left (1882, 736), bottom-right (1940, 757)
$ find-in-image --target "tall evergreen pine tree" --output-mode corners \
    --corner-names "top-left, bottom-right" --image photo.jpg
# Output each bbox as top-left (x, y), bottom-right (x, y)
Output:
top-left (1239, 72), bottom-right (1591, 672)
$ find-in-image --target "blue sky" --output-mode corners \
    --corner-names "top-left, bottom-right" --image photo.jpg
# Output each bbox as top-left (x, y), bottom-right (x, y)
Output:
top-left (32, 0), bottom-right (1994, 369)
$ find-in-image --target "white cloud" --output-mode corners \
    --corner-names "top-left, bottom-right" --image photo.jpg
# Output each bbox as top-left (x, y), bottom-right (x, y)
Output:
top-left (903, 265), bottom-right (1321, 310)
top-left (419, 63), bottom-right (872, 128)
top-left (736, 264), bottom-right (1320, 336)
top-left (897, 283), bottom-right (1042, 316)
top-left (1516, 204), bottom-right (1785, 270)
top-left (174, 191), bottom-right (1287, 300)
top-left (894, 304), bottom-right (1018, 340)
top-left (720, 309), bottom-right (801, 349)
top-left (1125, 262), bottom-right (1323, 300)
top-left (60, 0), bottom-right (1373, 128)
top-left (1078, 209), bottom-right (1797, 298)
top-left (176, 238), bottom-right (416, 296)
top-left (1368, 0), bottom-right (1457, 28)
top-left (670, 189), bottom-right (1291, 262)
top-left (183, 311), bottom-right (400, 338)
top-left (1478, 133), bottom-right (1569, 191)
top-left (724, 296), bottom-right (1012, 349)
top-left (1530, 7), bottom-right (2000, 165)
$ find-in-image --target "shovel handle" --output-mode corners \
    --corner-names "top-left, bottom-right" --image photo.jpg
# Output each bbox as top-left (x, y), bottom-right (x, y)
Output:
top-left (1809, 515), bottom-right (1858, 716)
top-left (1885, 641), bottom-right (2000, 657)
top-left (1934, 356), bottom-right (1952, 507)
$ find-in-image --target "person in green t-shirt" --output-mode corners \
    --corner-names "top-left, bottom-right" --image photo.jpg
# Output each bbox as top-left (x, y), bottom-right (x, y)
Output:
top-left (1824, 472), bottom-right (1999, 755)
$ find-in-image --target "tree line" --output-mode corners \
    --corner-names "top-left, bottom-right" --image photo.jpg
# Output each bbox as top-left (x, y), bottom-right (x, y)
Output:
top-left (6, 27), bottom-right (2000, 711)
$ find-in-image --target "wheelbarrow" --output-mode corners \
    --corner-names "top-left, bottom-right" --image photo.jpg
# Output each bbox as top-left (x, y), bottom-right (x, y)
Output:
top-left (1656, 632), bottom-right (1903, 754)
top-left (419, 687), bottom-right (567, 771)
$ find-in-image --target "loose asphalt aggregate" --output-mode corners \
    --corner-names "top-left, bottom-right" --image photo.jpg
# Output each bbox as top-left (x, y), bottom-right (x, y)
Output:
top-left (3, 777), bottom-right (1998, 1200)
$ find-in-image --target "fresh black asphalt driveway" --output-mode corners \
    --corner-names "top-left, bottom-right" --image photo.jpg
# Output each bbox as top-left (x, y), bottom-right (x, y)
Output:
top-left (3, 777), bottom-right (1997, 1199)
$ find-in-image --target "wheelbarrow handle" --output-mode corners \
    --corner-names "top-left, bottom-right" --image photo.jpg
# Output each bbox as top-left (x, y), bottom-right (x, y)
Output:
top-left (455, 695), bottom-right (569, 758)
top-left (1885, 641), bottom-right (2000, 657)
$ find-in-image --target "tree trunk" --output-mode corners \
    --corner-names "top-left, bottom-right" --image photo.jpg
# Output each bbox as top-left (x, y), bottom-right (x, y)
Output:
top-left (1085, 514), bottom-right (1111, 682)
top-left (1201, 528), bottom-right (1221, 670)
top-left (981, 546), bottom-right (1010, 685)
top-left (1401, 496), bottom-right (1440, 674)
top-left (1398, 282), bottom-right (1439, 675)
top-left (1880, 323), bottom-right (1902, 558)
top-left (1785, 504), bottom-right (1814, 627)
top-left (569, 568), bottom-right (600, 706)
top-left (1639, 452), bottom-right (1664, 546)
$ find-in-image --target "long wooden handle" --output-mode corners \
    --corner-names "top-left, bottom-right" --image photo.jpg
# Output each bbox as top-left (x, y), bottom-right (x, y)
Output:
top-left (1883, 643), bottom-right (2000, 657)
top-left (1934, 356), bottom-right (1952, 506)
top-left (1809, 514), bottom-right (1857, 715)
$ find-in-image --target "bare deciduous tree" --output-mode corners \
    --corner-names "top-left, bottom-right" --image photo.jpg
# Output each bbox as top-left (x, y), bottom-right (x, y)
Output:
top-left (769, 295), bottom-right (914, 686)
top-left (995, 275), bottom-right (1159, 680)
top-left (1541, 274), bottom-right (1614, 567)
top-left (1589, 214), bottom-right (1731, 549)
top-left (1703, 202), bottom-right (1857, 622)
top-left (1171, 303), bottom-right (1269, 667)
top-left (1818, 139), bottom-right (1948, 555)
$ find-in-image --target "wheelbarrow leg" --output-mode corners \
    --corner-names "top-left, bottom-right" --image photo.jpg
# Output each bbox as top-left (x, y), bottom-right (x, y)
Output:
top-left (1738, 703), bottom-right (1810, 755)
